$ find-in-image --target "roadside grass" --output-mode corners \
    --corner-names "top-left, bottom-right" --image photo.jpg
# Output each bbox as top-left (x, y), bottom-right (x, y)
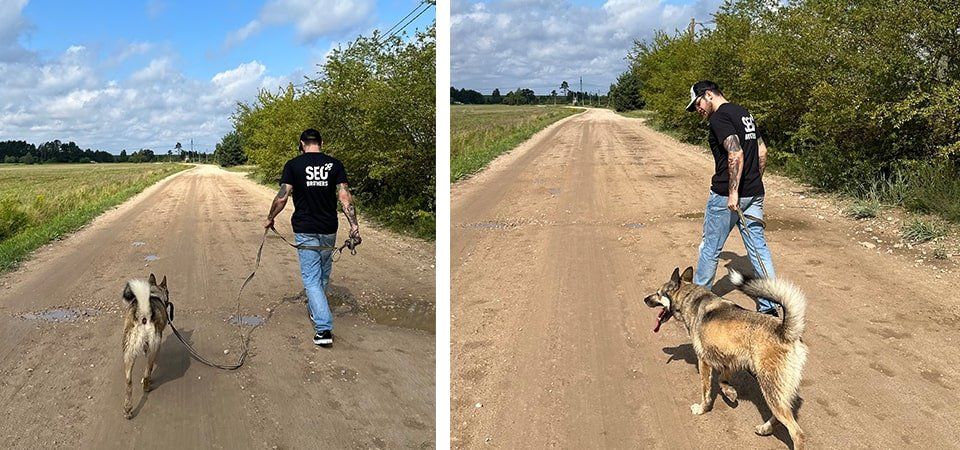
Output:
top-left (0, 163), bottom-right (189, 273)
top-left (901, 218), bottom-right (945, 243)
top-left (451, 105), bottom-right (583, 182)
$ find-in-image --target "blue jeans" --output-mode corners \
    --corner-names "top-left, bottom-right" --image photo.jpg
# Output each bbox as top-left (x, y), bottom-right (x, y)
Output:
top-left (295, 233), bottom-right (337, 333)
top-left (694, 191), bottom-right (777, 314)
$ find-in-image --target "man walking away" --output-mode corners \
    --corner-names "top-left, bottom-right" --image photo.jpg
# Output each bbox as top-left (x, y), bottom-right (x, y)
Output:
top-left (686, 80), bottom-right (777, 316)
top-left (264, 128), bottom-right (361, 346)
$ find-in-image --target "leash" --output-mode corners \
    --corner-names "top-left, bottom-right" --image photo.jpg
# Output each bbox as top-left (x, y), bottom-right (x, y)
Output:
top-left (735, 206), bottom-right (769, 278)
top-left (163, 222), bottom-right (359, 370)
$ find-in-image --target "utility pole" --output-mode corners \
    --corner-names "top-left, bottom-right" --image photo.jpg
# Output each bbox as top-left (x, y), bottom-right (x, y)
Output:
top-left (579, 76), bottom-right (583, 106)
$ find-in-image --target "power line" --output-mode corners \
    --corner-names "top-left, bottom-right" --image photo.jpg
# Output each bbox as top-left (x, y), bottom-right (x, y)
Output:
top-left (383, 0), bottom-right (428, 37)
top-left (385, 1), bottom-right (433, 41)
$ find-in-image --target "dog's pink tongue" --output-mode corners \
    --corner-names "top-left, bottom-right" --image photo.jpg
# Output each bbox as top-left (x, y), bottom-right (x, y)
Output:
top-left (653, 307), bottom-right (666, 333)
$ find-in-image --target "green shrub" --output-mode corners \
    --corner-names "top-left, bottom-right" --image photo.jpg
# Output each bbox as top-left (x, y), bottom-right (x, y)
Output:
top-left (901, 218), bottom-right (945, 243)
top-left (0, 199), bottom-right (30, 240)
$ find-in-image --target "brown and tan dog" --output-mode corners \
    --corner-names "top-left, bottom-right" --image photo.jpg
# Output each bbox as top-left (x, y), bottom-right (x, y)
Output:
top-left (121, 273), bottom-right (170, 419)
top-left (644, 266), bottom-right (808, 449)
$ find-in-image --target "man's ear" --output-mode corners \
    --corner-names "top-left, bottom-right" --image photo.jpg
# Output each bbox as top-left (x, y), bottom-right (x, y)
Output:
top-left (681, 266), bottom-right (694, 283)
top-left (148, 273), bottom-right (157, 285)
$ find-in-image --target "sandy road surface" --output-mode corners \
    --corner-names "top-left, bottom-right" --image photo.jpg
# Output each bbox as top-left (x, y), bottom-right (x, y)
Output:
top-left (451, 108), bottom-right (960, 449)
top-left (0, 165), bottom-right (434, 449)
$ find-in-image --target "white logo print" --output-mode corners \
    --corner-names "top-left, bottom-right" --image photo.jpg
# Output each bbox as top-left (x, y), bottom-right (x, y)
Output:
top-left (742, 116), bottom-right (756, 132)
top-left (305, 163), bottom-right (335, 186)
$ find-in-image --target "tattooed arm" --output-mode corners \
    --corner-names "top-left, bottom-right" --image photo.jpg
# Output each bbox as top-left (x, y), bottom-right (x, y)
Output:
top-left (337, 183), bottom-right (361, 242)
top-left (758, 136), bottom-right (768, 176)
top-left (724, 135), bottom-right (744, 211)
top-left (263, 183), bottom-right (292, 228)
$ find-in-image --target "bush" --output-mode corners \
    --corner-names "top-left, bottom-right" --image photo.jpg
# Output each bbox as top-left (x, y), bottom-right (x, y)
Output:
top-left (901, 218), bottom-right (945, 243)
top-left (0, 199), bottom-right (29, 240)
top-left (845, 200), bottom-right (878, 220)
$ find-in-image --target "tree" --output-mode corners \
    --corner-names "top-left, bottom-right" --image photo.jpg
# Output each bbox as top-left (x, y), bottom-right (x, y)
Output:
top-left (560, 81), bottom-right (569, 100)
top-left (118, 149), bottom-right (128, 162)
top-left (19, 153), bottom-right (35, 164)
top-left (490, 88), bottom-right (502, 104)
top-left (609, 69), bottom-right (645, 111)
top-left (214, 131), bottom-right (246, 167)
top-left (551, 90), bottom-right (558, 105)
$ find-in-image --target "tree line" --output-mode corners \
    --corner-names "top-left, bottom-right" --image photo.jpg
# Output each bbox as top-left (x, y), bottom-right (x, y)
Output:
top-left (451, 86), bottom-right (605, 106)
top-left (616, 0), bottom-right (960, 221)
top-left (0, 139), bottom-right (210, 164)
top-left (232, 26), bottom-right (435, 238)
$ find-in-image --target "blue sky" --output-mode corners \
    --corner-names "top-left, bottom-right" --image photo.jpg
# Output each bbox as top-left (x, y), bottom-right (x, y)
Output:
top-left (452, 0), bottom-right (721, 95)
top-left (0, 0), bottom-right (434, 153)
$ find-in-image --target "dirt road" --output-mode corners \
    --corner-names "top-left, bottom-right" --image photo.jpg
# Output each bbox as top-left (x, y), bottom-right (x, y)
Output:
top-left (451, 108), bottom-right (960, 449)
top-left (0, 165), bottom-right (434, 449)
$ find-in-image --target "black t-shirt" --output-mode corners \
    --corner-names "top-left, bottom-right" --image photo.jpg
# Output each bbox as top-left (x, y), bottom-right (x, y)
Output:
top-left (707, 103), bottom-right (764, 197)
top-left (279, 152), bottom-right (349, 234)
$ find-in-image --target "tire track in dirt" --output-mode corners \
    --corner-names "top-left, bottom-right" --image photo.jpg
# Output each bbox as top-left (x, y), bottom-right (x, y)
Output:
top-left (451, 108), bottom-right (960, 448)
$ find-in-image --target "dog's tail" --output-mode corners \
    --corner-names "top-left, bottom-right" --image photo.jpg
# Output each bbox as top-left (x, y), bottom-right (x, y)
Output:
top-left (728, 269), bottom-right (806, 342)
top-left (122, 279), bottom-right (152, 322)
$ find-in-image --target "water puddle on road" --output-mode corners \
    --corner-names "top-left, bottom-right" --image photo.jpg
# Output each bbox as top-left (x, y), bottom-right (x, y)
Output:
top-left (21, 308), bottom-right (101, 323)
top-left (623, 223), bottom-right (645, 229)
top-left (144, 254), bottom-right (159, 261)
top-left (229, 315), bottom-right (266, 327)
top-left (132, 241), bottom-right (146, 247)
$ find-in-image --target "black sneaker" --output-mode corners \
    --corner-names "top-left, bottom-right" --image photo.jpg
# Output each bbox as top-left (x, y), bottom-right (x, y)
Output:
top-left (313, 330), bottom-right (333, 347)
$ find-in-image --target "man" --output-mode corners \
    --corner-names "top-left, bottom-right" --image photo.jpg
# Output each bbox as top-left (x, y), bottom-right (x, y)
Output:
top-left (264, 128), bottom-right (361, 346)
top-left (686, 80), bottom-right (777, 315)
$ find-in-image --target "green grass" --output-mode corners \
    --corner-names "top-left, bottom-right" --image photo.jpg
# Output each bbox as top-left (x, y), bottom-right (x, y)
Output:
top-left (901, 218), bottom-right (945, 243)
top-left (844, 199), bottom-right (880, 219)
top-left (0, 163), bottom-right (189, 272)
top-left (451, 105), bottom-right (583, 182)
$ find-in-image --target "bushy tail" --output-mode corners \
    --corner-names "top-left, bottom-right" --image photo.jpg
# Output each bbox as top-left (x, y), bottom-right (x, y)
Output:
top-left (728, 269), bottom-right (806, 342)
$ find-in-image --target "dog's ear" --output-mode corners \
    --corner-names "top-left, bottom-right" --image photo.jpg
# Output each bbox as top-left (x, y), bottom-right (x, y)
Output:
top-left (148, 273), bottom-right (157, 285)
top-left (681, 266), bottom-right (694, 283)
top-left (122, 281), bottom-right (136, 304)
top-left (160, 275), bottom-right (167, 288)
top-left (670, 267), bottom-right (680, 284)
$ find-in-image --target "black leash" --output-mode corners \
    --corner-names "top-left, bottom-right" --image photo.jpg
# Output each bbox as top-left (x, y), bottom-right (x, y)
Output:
top-left (163, 224), bottom-right (359, 370)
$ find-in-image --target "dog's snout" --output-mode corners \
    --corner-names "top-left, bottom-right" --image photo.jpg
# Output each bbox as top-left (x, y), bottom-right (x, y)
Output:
top-left (643, 294), bottom-right (659, 308)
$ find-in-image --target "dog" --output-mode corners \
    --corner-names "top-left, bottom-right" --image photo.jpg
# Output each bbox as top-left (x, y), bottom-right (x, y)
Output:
top-left (121, 273), bottom-right (170, 419)
top-left (643, 266), bottom-right (808, 449)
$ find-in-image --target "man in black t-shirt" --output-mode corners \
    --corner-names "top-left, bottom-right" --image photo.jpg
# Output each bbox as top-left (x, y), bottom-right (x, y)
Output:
top-left (686, 80), bottom-right (777, 315)
top-left (263, 128), bottom-right (361, 346)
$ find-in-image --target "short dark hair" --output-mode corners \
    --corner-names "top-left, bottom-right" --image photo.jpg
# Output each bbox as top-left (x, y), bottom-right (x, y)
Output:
top-left (299, 128), bottom-right (322, 145)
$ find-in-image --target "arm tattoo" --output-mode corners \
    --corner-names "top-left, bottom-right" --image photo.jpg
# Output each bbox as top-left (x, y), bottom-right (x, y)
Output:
top-left (724, 135), bottom-right (743, 194)
top-left (344, 204), bottom-right (359, 229)
top-left (267, 185), bottom-right (289, 220)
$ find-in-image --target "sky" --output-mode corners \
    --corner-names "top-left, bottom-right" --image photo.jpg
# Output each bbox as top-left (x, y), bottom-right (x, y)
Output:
top-left (0, 0), bottom-right (434, 154)
top-left (452, 0), bottom-right (723, 95)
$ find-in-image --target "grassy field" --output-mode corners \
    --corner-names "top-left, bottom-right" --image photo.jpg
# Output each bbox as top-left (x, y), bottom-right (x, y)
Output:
top-left (451, 105), bottom-right (583, 182)
top-left (0, 163), bottom-right (190, 272)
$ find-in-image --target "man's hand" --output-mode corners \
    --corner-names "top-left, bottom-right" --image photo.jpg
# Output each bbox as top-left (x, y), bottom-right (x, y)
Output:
top-left (349, 226), bottom-right (361, 246)
top-left (727, 193), bottom-right (739, 212)
top-left (264, 217), bottom-right (275, 229)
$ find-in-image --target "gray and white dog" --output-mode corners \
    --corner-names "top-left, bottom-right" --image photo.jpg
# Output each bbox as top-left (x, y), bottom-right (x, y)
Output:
top-left (121, 273), bottom-right (170, 419)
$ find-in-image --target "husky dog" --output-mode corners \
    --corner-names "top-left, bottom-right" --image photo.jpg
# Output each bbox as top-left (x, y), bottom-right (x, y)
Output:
top-left (121, 273), bottom-right (170, 419)
top-left (643, 267), bottom-right (808, 449)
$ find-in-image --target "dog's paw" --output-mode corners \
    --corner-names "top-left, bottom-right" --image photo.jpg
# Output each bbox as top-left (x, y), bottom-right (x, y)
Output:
top-left (755, 422), bottom-right (774, 436)
top-left (721, 385), bottom-right (738, 402)
top-left (690, 403), bottom-right (706, 415)
top-left (141, 377), bottom-right (151, 392)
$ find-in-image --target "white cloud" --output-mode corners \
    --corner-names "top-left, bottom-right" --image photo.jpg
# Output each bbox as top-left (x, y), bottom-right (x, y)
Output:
top-left (223, 0), bottom-right (375, 51)
top-left (130, 57), bottom-right (177, 82)
top-left (0, 0), bottom-right (32, 62)
top-left (452, 0), bottom-right (722, 94)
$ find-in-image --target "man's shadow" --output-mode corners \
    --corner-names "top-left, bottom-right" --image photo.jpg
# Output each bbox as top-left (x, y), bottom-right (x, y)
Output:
top-left (129, 329), bottom-right (192, 418)
top-left (711, 251), bottom-right (758, 297)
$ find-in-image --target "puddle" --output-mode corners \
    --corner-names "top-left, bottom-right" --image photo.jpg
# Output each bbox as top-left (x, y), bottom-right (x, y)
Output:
top-left (678, 212), bottom-right (704, 220)
top-left (132, 241), bottom-right (146, 247)
top-left (547, 187), bottom-right (561, 195)
top-left (144, 254), bottom-right (159, 261)
top-left (325, 285), bottom-right (435, 333)
top-left (623, 223), bottom-right (645, 229)
top-left (765, 217), bottom-right (810, 231)
top-left (229, 315), bottom-right (266, 327)
top-left (21, 308), bottom-right (101, 323)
